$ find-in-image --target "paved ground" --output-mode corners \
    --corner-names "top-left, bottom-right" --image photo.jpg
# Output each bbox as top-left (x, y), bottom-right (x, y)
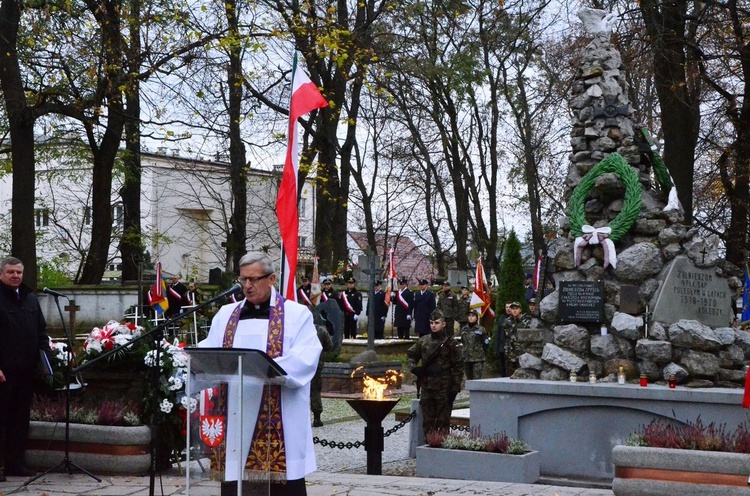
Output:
top-left (0, 392), bottom-right (614, 496)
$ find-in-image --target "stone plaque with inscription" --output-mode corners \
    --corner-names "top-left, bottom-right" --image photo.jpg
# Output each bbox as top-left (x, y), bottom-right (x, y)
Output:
top-left (558, 281), bottom-right (605, 323)
top-left (650, 256), bottom-right (733, 327)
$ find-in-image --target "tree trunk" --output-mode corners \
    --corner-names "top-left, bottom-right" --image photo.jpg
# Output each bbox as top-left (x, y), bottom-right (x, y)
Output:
top-left (120, 0), bottom-right (143, 284)
top-left (225, 0), bottom-right (247, 274)
top-left (640, 0), bottom-right (701, 224)
top-left (0, 0), bottom-right (38, 287)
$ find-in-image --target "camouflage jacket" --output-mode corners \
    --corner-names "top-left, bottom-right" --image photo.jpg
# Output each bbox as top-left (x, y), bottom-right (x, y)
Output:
top-left (436, 290), bottom-right (459, 320)
top-left (406, 329), bottom-right (463, 393)
top-left (460, 323), bottom-right (488, 362)
top-left (456, 295), bottom-right (471, 323)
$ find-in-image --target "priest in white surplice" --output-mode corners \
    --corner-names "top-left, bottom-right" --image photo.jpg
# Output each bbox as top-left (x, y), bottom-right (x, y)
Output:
top-left (198, 252), bottom-right (321, 496)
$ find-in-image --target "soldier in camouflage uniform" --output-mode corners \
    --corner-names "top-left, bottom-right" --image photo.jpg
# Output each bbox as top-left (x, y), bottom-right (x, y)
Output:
top-left (460, 309), bottom-right (489, 380)
top-left (502, 301), bottom-right (531, 376)
top-left (311, 324), bottom-right (334, 427)
top-left (407, 310), bottom-right (464, 437)
top-left (436, 282), bottom-right (458, 335)
top-left (456, 286), bottom-right (471, 329)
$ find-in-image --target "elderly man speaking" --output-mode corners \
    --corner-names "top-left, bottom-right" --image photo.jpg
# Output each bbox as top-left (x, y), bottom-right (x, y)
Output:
top-left (199, 252), bottom-right (321, 496)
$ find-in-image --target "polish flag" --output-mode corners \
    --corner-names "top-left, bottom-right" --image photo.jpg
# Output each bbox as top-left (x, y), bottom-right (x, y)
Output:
top-left (470, 256), bottom-right (494, 317)
top-left (276, 54), bottom-right (328, 301)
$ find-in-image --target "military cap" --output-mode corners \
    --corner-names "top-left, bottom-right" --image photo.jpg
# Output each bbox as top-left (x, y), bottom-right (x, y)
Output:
top-left (347, 277), bottom-right (356, 283)
top-left (510, 301), bottom-right (522, 308)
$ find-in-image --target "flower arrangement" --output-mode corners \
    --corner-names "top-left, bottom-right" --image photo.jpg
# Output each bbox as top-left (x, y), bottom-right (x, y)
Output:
top-left (426, 428), bottom-right (530, 454)
top-left (626, 417), bottom-right (750, 453)
top-left (46, 337), bottom-right (74, 389)
top-left (81, 320), bottom-right (147, 369)
top-left (143, 338), bottom-right (191, 464)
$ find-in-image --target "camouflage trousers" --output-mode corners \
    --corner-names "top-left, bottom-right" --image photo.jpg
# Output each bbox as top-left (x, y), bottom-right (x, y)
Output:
top-left (464, 361), bottom-right (484, 381)
top-left (419, 389), bottom-right (452, 438)
top-left (310, 368), bottom-right (323, 414)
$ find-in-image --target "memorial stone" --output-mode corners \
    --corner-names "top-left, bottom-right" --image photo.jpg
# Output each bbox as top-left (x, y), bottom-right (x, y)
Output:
top-left (558, 281), bottom-right (605, 323)
top-left (651, 256), bottom-right (733, 327)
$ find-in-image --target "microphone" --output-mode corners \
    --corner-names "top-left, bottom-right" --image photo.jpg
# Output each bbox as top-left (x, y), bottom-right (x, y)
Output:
top-left (218, 283), bottom-right (242, 298)
top-left (42, 287), bottom-right (69, 299)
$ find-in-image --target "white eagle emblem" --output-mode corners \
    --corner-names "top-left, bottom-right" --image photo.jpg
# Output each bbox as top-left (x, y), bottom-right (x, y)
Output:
top-left (200, 415), bottom-right (225, 447)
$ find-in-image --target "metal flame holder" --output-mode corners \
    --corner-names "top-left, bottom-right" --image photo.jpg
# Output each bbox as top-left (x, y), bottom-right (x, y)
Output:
top-left (346, 398), bottom-right (400, 475)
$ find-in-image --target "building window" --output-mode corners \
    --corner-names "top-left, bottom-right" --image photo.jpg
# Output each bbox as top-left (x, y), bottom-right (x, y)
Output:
top-left (299, 198), bottom-right (306, 218)
top-left (112, 204), bottom-right (123, 226)
top-left (83, 206), bottom-right (91, 226)
top-left (35, 208), bottom-right (50, 228)
top-left (299, 236), bottom-right (307, 248)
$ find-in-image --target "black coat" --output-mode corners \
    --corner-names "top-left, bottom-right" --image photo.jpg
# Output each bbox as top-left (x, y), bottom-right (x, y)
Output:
top-left (413, 289), bottom-right (436, 336)
top-left (393, 288), bottom-right (414, 327)
top-left (167, 282), bottom-right (187, 316)
top-left (0, 282), bottom-right (48, 374)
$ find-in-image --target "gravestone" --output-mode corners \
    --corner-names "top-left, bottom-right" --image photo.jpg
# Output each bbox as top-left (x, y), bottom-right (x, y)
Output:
top-left (558, 281), bottom-right (605, 323)
top-left (651, 256), bottom-right (733, 327)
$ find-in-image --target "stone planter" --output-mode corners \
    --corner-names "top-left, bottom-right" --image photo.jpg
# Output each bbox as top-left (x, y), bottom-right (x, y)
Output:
top-left (25, 421), bottom-right (151, 475)
top-left (613, 445), bottom-right (750, 496)
top-left (416, 445), bottom-right (540, 483)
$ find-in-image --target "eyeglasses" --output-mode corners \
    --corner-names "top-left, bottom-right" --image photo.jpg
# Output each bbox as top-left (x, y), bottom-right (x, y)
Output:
top-left (237, 273), bottom-right (273, 285)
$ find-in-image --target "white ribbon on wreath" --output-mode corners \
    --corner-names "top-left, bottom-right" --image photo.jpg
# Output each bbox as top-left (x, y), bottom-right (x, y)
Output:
top-left (574, 225), bottom-right (618, 270)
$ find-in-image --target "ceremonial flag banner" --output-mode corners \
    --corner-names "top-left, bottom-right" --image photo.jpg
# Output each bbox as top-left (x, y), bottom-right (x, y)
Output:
top-left (470, 257), bottom-right (494, 317)
top-left (148, 261), bottom-right (169, 315)
top-left (384, 247), bottom-right (396, 307)
top-left (276, 54), bottom-right (328, 301)
top-left (533, 255), bottom-right (543, 291)
top-left (742, 266), bottom-right (750, 324)
top-left (311, 256), bottom-right (321, 305)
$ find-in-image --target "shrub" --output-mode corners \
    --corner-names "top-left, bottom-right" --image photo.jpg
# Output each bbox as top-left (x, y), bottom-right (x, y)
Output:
top-left (627, 417), bottom-right (750, 453)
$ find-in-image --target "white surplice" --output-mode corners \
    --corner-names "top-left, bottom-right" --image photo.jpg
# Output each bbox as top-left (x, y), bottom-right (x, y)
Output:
top-left (198, 287), bottom-right (321, 481)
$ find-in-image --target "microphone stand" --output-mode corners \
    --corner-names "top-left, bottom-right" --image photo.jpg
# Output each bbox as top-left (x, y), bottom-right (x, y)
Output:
top-left (24, 294), bottom-right (101, 485)
top-left (70, 283), bottom-right (240, 496)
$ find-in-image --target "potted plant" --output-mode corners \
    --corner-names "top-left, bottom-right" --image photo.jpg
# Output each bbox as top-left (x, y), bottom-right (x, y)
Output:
top-left (613, 417), bottom-right (750, 495)
top-left (416, 428), bottom-right (540, 483)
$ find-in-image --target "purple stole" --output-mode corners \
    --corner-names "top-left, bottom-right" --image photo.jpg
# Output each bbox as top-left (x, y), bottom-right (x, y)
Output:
top-left (221, 295), bottom-right (287, 480)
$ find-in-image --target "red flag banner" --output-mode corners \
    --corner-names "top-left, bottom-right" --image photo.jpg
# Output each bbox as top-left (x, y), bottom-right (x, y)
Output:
top-left (470, 256), bottom-right (494, 317)
top-left (276, 54), bottom-right (328, 301)
top-left (384, 247), bottom-right (396, 307)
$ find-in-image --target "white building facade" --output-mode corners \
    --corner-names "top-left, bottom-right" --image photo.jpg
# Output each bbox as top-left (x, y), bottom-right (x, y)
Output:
top-left (0, 145), bottom-right (316, 283)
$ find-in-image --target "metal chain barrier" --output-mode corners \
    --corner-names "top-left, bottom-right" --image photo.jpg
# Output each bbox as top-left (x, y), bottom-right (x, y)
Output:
top-left (313, 411), bottom-right (468, 449)
top-left (384, 410), bottom-right (416, 437)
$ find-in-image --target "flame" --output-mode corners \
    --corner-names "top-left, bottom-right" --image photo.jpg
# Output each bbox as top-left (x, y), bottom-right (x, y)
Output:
top-left (350, 367), bottom-right (402, 400)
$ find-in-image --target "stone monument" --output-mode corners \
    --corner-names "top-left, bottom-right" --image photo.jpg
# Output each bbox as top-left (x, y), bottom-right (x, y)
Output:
top-left (514, 8), bottom-right (745, 387)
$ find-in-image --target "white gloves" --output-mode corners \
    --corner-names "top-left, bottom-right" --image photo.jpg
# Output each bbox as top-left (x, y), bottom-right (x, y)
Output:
top-left (353, 315), bottom-right (358, 321)
top-left (406, 315), bottom-right (412, 321)
top-left (381, 316), bottom-right (386, 322)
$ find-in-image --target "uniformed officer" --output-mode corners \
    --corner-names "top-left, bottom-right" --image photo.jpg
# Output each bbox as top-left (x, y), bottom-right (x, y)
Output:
top-left (406, 309), bottom-right (464, 437)
top-left (341, 277), bottom-right (363, 339)
top-left (456, 286), bottom-right (471, 329)
top-left (503, 301), bottom-right (531, 376)
top-left (297, 276), bottom-right (315, 312)
top-left (460, 309), bottom-right (489, 380)
top-left (436, 281), bottom-right (458, 335)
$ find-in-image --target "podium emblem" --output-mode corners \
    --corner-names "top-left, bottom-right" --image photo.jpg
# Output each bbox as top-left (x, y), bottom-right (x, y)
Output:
top-left (200, 415), bottom-right (225, 447)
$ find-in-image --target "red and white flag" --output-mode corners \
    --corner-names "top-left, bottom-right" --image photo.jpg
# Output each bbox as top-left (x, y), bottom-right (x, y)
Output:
top-left (384, 247), bottom-right (396, 306)
top-left (276, 54), bottom-right (328, 301)
top-left (533, 255), bottom-right (543, 291)
top-left (470, 256), bottom-right (494, 317)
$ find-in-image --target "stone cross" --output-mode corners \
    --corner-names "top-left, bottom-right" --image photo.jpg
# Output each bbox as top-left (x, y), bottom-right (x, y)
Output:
top-left (593, 95), bottom-right (630, 128)
top-left (701, 247), bottom-right (708, 264)
top-left (64, 299), bottom-right (80, 332)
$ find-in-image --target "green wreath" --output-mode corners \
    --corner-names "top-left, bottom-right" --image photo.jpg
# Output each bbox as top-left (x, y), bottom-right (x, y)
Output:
top-left (568, 153), bottom-right (642, 242)
top-left (640, 128), bottom-right (673, 193)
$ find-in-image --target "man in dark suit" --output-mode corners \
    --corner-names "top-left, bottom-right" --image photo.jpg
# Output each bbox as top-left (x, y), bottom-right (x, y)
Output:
top-left (413, 279), bottom-right (436, 337)
top-left (368, 280), bottom-right (388, 339)
top-left (0, 256), bottom-right (48, 479)
top-left (297, 276), bottom-right (315, 312)
top-left (166, 274), bottom-right (187, 317)
top-left (393, 278), bottom-right (414, 339)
